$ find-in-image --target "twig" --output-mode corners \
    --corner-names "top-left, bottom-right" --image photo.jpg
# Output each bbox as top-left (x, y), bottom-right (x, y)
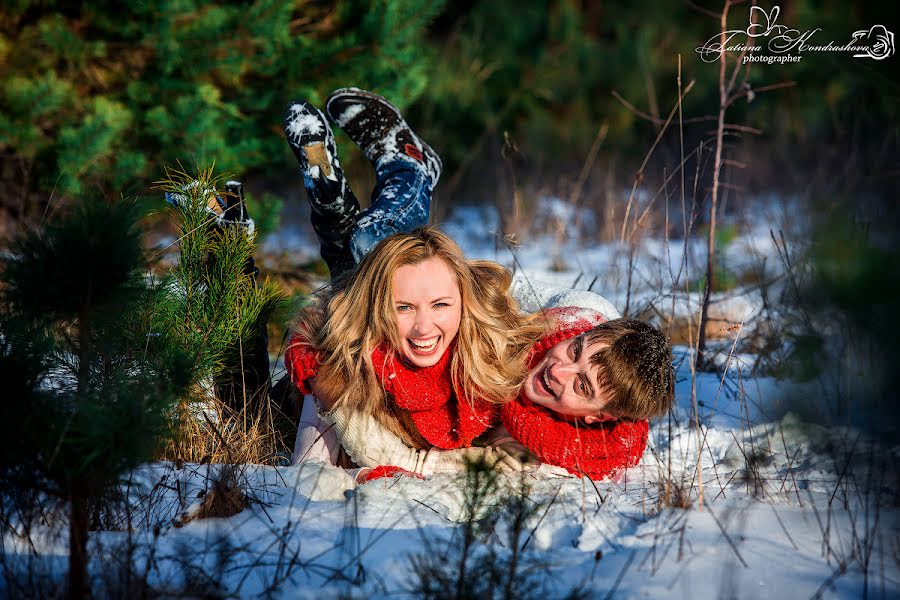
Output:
top-left (520, 486), bottom-right (561, 551)
top-left (618, 79), bottom-right (697, 242)
top-left (602, 550), bottom-right (637, 600)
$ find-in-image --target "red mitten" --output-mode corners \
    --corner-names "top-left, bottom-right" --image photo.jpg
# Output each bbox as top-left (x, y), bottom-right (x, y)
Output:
top-left (362, 466), bottom-right (425, 482)
top-left (285, 333), bottom-right (320, 394)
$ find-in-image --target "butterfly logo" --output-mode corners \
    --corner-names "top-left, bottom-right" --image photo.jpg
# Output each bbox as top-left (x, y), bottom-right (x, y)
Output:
top-left (746, 6), bottom-right (788, 38)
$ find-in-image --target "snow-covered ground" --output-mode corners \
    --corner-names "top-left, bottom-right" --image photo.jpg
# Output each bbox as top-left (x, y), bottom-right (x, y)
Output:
top-left (4, 200), bottom-right (898, 598)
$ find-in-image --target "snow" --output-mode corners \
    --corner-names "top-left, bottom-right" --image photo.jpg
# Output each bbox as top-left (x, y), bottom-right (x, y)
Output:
top-left (285, 103), bottom-right (325, 140)
top-left (10, 370), bottom-right (895, 597)
top-left (4, 198), bottom-right (897, 598)
top-left (332, 103), bottom-right (365, 127)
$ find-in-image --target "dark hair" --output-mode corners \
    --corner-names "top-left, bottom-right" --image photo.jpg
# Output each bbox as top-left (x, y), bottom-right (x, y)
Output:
top-left (585, 319), bottom-right (674, 420)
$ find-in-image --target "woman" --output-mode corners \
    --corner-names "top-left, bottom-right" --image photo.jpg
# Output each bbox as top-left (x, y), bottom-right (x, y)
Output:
top-left (279, 88), bottom-right (548, 475)
top-left (288, 227), bottom-right (543, 449)
top-left (286, 227), bottom-right (552, 477)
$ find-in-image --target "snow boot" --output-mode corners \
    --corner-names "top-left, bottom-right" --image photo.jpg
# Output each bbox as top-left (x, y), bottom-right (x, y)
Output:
top-left (283, 100), bottom-right (360, 279)
top-left (165, 179), bottom-right (256, 236)
top-left (325, 88), bottom-right (442, 190)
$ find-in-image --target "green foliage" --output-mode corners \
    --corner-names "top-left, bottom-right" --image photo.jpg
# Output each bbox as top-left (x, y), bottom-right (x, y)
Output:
top-left (767, 332), bottom-right (825, 383)
top-left (3, 199), bottom-right (146, 320)
top-left (0, 198), bottom-right (193, 481)
top-left (692, 267), bottom-right (739, 294)
top-left (690, 224), bottom-right (740, 292)
top-left (0, 0), bottom-right (446, 212)
top-left (245, 190), bottom-right (283, 239)
top-left (0, 197), bottom-right (194, 595)
top-left (153, 167), bottom-right (286, 386)
top-left (803, 210), bottom-right (900, 393)
top-left (1, 1), bottom-right (895, 222)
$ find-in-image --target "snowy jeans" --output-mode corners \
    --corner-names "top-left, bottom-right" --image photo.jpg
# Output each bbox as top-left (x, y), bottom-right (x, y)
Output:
top-left (303, 156), bottom-right (433, 276)
top-left (267, 156), bottom-right (434, 419)
top-left (347, 157), bottom-right (433, 263)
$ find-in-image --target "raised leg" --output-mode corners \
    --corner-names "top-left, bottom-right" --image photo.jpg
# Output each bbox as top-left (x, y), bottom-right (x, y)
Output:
top-left (284, 100), bottom-right (361, 280)
top-left (324, 88), bottom-right (442, 259)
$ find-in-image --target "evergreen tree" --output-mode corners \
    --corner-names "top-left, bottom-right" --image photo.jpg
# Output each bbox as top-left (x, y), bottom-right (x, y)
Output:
top-left (153, 167), bottom-right (287, 462)
top-left (0, 199), bottom-right (193, 598)
top-left (0, 0), bottom-right (445, 225)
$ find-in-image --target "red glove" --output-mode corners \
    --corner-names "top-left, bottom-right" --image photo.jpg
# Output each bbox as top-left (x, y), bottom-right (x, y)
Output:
top-left (285, 333), bottom-right (320, 394)
top-left (361, 466), bottom-right (425, 482)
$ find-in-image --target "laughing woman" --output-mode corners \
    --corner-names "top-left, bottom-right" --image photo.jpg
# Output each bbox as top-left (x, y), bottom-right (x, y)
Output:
top-left (287, 227), bottom-right (547, 474)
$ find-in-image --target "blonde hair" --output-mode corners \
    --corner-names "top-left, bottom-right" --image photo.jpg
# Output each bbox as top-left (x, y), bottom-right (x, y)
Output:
top-left (294, 227), bottom-right (545, 448)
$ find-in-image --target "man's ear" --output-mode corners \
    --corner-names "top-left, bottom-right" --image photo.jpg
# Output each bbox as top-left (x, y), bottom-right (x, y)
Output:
top-left (584, 413), bottom-right (617, 425)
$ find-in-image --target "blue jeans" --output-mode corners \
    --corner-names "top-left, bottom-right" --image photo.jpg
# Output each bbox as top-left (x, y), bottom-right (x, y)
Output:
top-left (347, 157), bottom-right (434, 263)
top-left (302, 155), bottom-right (432, 276)
top-left (253, 158), bottom-right (434, 418)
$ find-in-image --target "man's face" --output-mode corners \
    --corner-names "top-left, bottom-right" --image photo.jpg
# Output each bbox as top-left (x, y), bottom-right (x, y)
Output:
top-left (521, 334), bottom-right (617, 424)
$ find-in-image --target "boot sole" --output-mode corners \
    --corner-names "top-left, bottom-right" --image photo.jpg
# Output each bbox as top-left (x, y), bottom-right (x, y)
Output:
top-left (325, 87), bottom-right (403, 127)
top-left (283, 101), bottom-right (329, 150)
top-left (325, 88), bottom-right (442, 178)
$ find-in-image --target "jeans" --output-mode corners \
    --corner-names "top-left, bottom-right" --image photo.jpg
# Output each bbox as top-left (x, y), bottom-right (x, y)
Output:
top-left (302, 156), bottom-right (433, 277)
top-left (348, 157), bottom-right (434, 263)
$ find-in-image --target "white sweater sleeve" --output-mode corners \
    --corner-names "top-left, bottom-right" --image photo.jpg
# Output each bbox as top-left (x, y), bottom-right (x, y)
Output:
top-left (291, 395), bottom-right (342, 466)
top-left (510, 274), bottom-right (622, 319)
top-left (318, 405), bottom-right (525, 475)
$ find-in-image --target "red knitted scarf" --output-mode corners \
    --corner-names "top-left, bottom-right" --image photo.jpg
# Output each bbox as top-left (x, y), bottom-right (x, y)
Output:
top-left (500, 308), bottom-right (649, 480)
top-left (285, 334), bottom-right (496, 449)
top-left (370, 343), bottom-right (497, 449)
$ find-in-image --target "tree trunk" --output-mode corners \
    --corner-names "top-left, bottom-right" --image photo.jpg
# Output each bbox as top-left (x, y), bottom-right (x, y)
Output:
top-left (67, 492), bottom-right (89, 599)
top-left (696, 0), bottom-right (731, 370)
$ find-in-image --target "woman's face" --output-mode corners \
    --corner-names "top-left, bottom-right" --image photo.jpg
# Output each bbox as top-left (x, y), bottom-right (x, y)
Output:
top-left (391, 256), bottom-right (462, 368)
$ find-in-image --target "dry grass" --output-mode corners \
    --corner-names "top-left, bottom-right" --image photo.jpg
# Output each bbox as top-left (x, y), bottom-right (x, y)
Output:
top-left (178, 465), bottom-right (251, 525)
top-left (157, 389), bottom-right (292, 467)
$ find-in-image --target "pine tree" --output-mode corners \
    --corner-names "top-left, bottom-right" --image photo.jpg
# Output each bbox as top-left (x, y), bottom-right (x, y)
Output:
top-left (0, 0), bottom-right (446, 226)
top-left (0, 199), bottom-right (193, 598)
top-left (153, 166), bottom-right (287, 463)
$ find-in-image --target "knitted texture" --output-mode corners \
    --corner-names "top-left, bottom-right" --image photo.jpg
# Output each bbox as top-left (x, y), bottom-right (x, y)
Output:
top-left (500, 308), bottom-right (650, 480)
top-left (322, 405), bottom-right (526, 473)
top-left (285, 333), bottom-right (496, 449)
top-left (501, 396), bottom-right (648, 480)
top-left (362, 465), bottom-right (425, 482)
top-left (285, 334), bottom-right (320, 395)
top-left (371, 344), bottom-right (498, 449)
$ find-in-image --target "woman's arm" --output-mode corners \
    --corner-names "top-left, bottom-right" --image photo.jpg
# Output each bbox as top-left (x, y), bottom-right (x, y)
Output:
top-left (318, 404), bottom-right (524, 475)
top-left (510, 275), bottom-right (621, 318)
top-left (291, 395), bottom-right (342, 465)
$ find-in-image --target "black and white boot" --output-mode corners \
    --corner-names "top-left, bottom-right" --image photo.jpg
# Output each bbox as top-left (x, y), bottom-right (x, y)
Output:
top-left (165, 179), bottom-right (256, 236)
top-left (283, 100), bottom-right (360, 278)
top-left (325, 88), bottom-right (442, 190)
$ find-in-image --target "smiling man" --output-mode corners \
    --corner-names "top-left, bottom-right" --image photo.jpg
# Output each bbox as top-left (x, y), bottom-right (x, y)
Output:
top-left (520, 317), bottom-right (674, 425)
top-left (497, 313), bottom-right (675, 480)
